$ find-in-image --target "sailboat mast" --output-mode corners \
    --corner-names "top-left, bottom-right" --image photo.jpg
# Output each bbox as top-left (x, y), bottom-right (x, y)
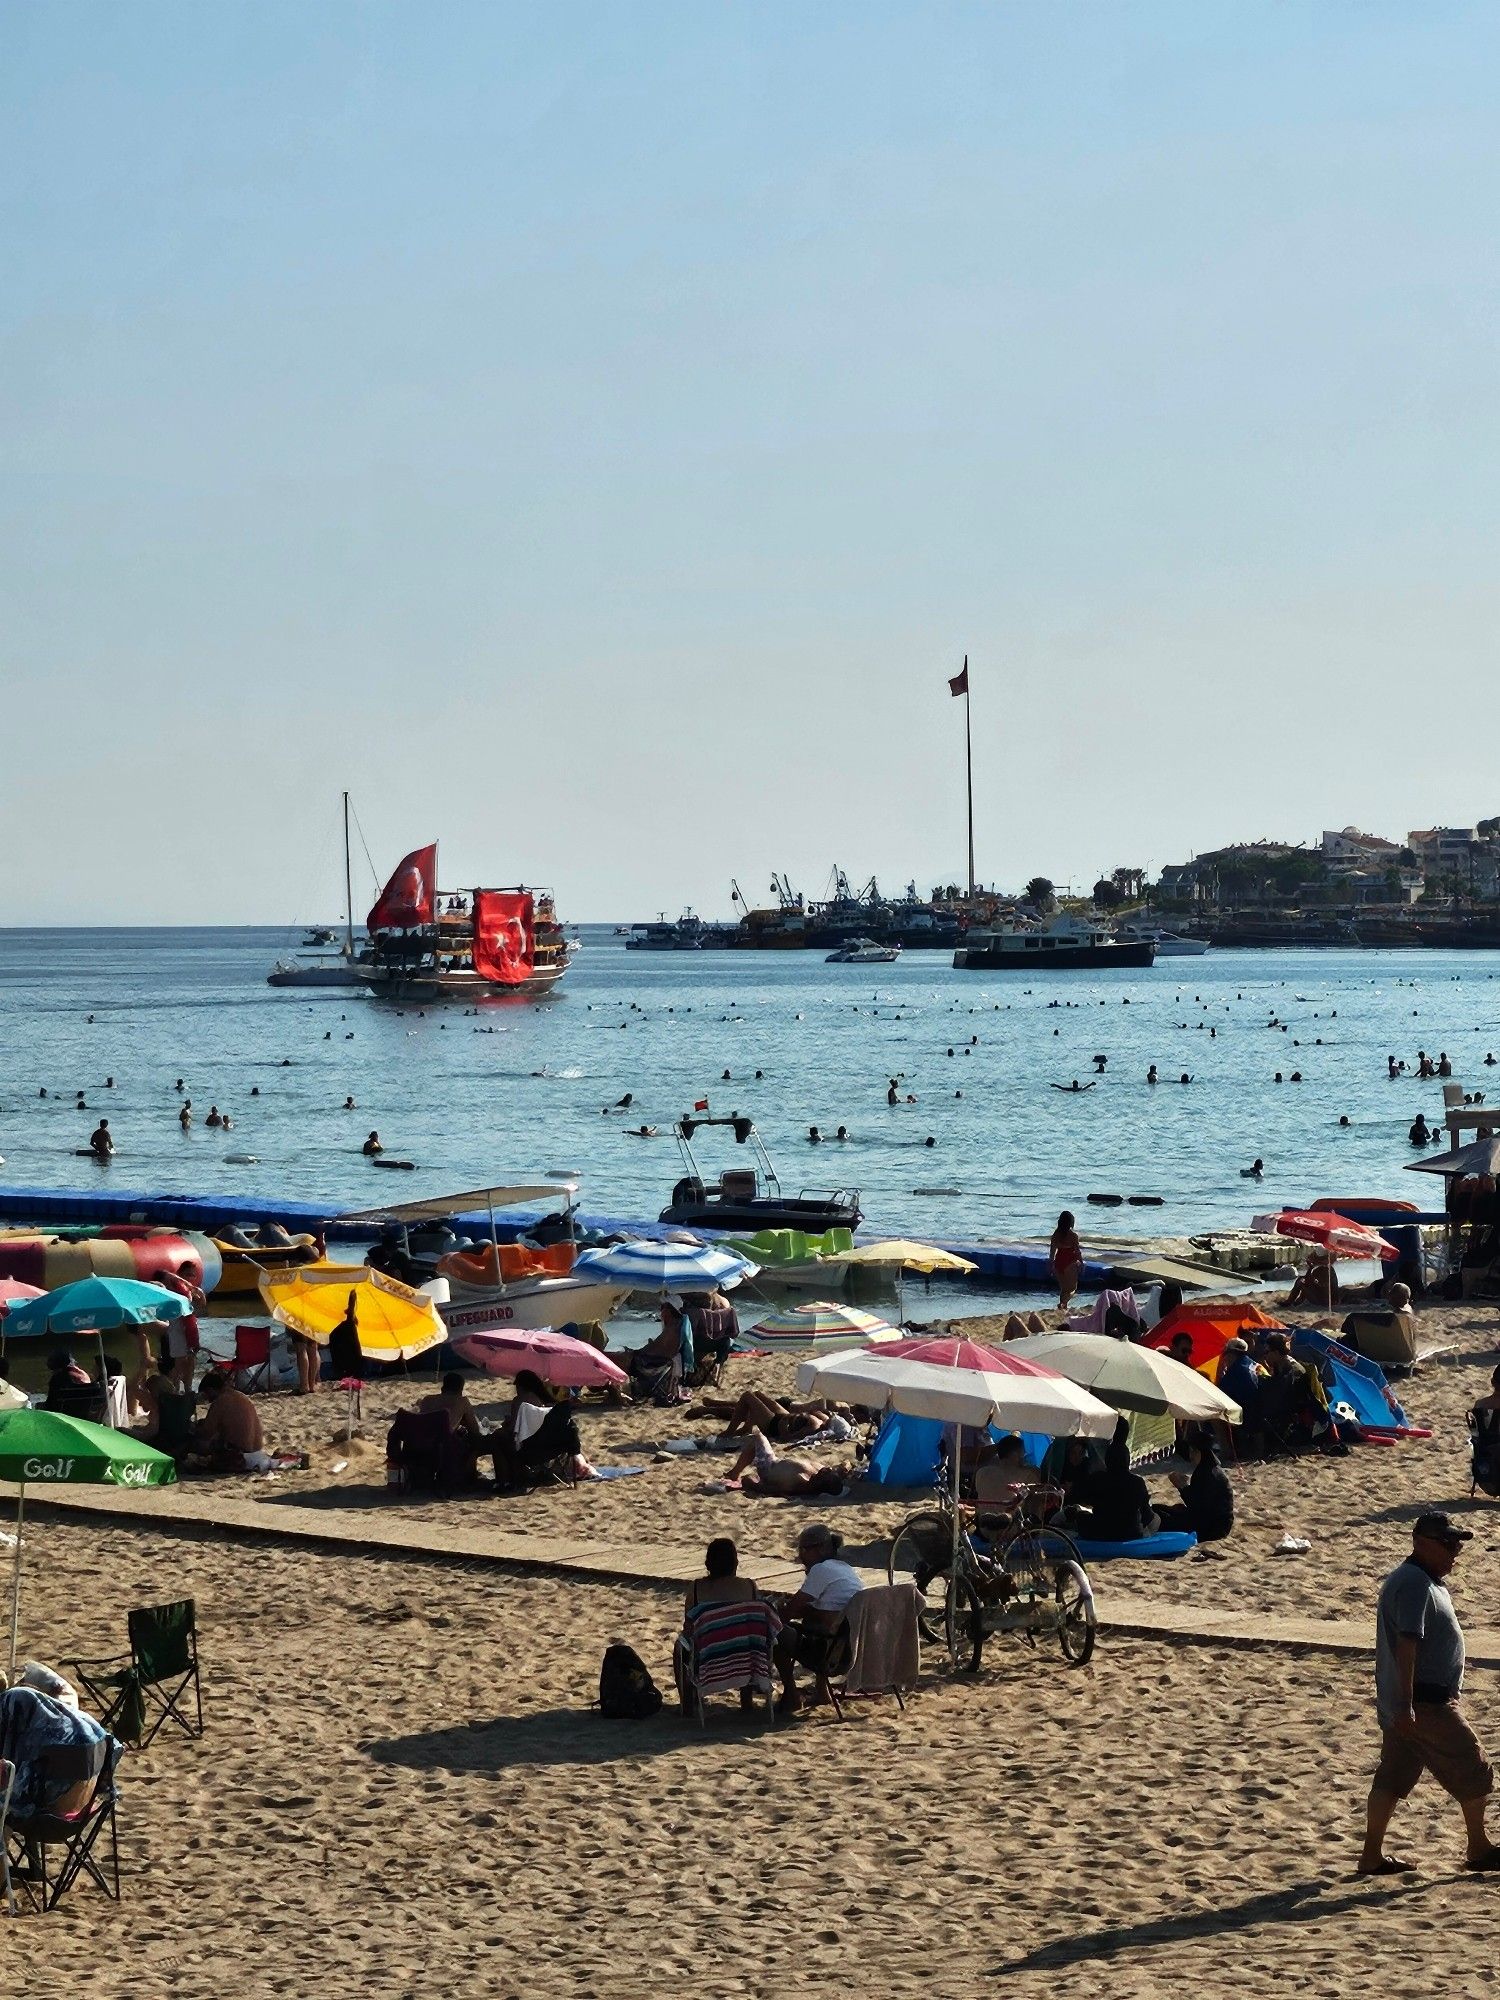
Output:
top-left (342, 791), bottom-right (354, 958)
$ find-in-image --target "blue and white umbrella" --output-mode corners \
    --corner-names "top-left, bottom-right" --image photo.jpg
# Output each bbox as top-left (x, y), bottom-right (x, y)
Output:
top-left (572, 1241), bottom-right (758, 1292)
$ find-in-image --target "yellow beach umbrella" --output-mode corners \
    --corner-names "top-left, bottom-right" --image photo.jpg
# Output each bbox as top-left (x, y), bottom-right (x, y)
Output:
top-left (258, 1262), bottom-right (443, 1363)
top-left (828, 1239), bottom-right (979, 1324)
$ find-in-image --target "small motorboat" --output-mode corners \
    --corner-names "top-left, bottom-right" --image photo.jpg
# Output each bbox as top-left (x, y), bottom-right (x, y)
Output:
top-left (212, 1225), bottom-right (322, 1295)
top-left (659, 1115), bottom-right (862, 1233)
top-left (824, 937), bottom-right (901, 964)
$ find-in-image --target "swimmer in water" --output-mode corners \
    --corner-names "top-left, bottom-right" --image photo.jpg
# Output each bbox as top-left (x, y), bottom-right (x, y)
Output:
top-left (88, 1119), bottom-right (113, 1160)
top-left (1146, 1066), bottom-right (1158, 1085)
top-left (251, 1086), bottom-right (260, 1096)
top-left (1051, 1080), bottom-right (1097, 1093)
top-left (835, 1126), bottom-right (848, 1140)
top-left (206, 1106), bottom-right (223, 1127)
top-left (808, 1126), bottom-right (822, 1143)
top-left (174, 1078), bottom-right (185, 1093)
top-left (363, 1131), bottom-right (384, 1156)
top-left (344, 1096), bottom-right (355, 1110)
top-left (924, 1136), bottom-right (935, 1147)
top-left (887, 1079), bottom-right (899, 1106)
top-left (178, 1102), bottom-right (192, 1127)
top-left (1241, 1158), bottom-right (1264, 1178)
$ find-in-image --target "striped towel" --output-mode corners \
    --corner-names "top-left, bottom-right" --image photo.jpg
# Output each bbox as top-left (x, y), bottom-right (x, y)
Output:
top-left (684, 1599), bottom-right (781, 1700)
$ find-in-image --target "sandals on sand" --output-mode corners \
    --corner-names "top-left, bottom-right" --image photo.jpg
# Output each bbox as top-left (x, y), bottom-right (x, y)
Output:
top-left (1465, 1848), bottom-right (1500, 1873)
top-left (1356, 1856), bottom-right (1416, 1877)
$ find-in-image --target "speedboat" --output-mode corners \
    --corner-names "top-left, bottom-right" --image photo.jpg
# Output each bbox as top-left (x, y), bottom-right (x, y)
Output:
top-left (825, 937), bottom-right (901, 964)
top-left (339, 1179), bottom-right (631, 1337)
top-left (659, 1115), bottom-right (861, 1232)
top-left (1116, 922), bottom-right (1208, 958)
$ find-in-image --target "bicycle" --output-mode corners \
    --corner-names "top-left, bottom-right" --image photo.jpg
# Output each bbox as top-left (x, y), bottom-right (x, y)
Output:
top-left (887, 1475), bottom-right (1096, 1671)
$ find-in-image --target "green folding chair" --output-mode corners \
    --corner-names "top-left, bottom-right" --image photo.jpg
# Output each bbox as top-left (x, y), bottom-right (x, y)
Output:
top-left (66, 1600), bottom-right (203, 1750)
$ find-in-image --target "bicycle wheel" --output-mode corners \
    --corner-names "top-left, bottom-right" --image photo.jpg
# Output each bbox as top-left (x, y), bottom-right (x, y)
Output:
top-left (888, 1512), bottom-right (955, 1645)
top-left (943, 1573), bottom-right (985, 1674)
top-left (1054, 1560), bottom-right (1097, 1666)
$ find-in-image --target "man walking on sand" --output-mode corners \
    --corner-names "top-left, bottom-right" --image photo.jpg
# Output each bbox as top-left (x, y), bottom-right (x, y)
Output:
top-left (1359, 1512), bottom-right (1500, 1876)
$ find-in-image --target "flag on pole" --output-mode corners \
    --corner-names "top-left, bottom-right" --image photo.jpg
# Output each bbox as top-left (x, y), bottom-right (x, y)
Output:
top-left (693, 1097), bottom-right (710, 1112)
top-left (948, 656), bottom-right (969, 698)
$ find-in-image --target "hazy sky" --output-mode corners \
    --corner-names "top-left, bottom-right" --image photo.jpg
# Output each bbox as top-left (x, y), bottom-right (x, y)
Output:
top-left (4, 3), bottom-right (1497, 924)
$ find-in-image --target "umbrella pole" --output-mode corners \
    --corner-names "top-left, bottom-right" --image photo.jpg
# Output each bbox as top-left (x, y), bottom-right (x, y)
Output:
top-left (951, 1422), bottom-right (962, 1580)
top-left (8, 1482), bottom-right (24, 1678)
top-left (98, 1331), bottom-right (114, 1429)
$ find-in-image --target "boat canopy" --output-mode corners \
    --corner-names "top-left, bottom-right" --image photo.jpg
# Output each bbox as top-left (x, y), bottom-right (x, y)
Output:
top-left (336, 1180), bottom-right (579, 1226)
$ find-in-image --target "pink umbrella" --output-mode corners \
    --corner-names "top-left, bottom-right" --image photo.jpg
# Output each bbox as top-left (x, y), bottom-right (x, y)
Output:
top-left (1253, 1210), bottom-right (1399, 1262)
top-left (879, 1334), bottom-right (1071, 1378)
top-left (451, 1329), bottom-right (629, 1391)
top-left (0, 1280), bottom-right (45, 1315)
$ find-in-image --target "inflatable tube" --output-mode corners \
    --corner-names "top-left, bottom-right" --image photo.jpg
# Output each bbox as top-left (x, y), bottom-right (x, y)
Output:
top-left (1086, 1194), bottom-right (1123, 1207)
top-left (96, 1226), bottom-right (206, 1289)
top-left (1069, 1532), bottom-right (1198, 1561)
top-left (182, 1232), bottom-right (223, 1295)
top-left (0, 1230), bottom-right (203, 1291)
top-left (372, 1158), bottom-right (416, 1170)
top-left (1126, 1195), bottom-right (1164, 1207)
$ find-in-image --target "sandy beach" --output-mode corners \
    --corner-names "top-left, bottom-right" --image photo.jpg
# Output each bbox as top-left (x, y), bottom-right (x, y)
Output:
top-left (5, 1294), bottom-right (1498, 1997)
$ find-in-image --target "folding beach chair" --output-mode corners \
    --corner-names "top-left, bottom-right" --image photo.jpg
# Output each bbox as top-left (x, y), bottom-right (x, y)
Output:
top-left (823, 1584), bottom-right (923, 1722)
top-left (225, 1324), bottom-right (273, 1392)
top-left (1, 1733), bottom-right (120, 1914)
top-left (676, 1599), bottom-right (780, 1725)
top-left (66, 1600), bottom-right (204, 1751)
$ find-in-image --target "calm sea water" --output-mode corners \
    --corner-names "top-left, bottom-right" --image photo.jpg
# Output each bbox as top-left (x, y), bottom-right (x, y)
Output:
top-left (0, 928), bottom-right (1496, 1248)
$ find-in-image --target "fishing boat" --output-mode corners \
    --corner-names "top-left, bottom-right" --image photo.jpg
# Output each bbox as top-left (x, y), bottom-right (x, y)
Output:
top-left (824, 937), bottom-right (901, 964)
top-left (340, 1182), bottom-right (631, 1336)
top-left (359, 842), bottom-right (570, 1001)
top-left (660, 1115), bottom-right (862, 1232)
top-left (626, 911), bottom-right (709, 950)
top-left (267, 793), bottom-right (371, 989)
top-left (954, 912), bottom-right (1156, 971)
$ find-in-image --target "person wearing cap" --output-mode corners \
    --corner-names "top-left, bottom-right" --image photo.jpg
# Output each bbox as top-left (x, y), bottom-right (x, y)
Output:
top-left (1214, 1337), bottom-right (1262, 1438)
top-left (1359, 1513), bottom-right (1500, 1875)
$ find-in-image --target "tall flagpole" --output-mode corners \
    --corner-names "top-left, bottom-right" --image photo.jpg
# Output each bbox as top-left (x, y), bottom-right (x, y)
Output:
top-left (963, 656), bottom-right (975, 896)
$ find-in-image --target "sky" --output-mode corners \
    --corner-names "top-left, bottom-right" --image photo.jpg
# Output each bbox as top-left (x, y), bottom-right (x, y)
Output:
top-left (3, 2), bottom-right (1498, 924)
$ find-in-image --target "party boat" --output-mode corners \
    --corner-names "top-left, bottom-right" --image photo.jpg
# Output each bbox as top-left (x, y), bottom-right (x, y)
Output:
top-left (360, 842), bottom-right (570, 1000)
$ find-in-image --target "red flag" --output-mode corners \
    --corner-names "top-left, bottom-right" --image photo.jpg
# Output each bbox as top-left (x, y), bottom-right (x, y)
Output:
top-left (366, 844), bottom-right (436, 931)
top-left (471, 890), bottom-right (535, 985)
top-left (948, 656), bottom-right (969, 698)
top-left (694, 1097), bottom-right (710, 1112)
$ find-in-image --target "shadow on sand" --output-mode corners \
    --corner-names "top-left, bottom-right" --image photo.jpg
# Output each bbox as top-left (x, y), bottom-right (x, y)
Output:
top-left (364, 1704), bottom-right (775, 1773)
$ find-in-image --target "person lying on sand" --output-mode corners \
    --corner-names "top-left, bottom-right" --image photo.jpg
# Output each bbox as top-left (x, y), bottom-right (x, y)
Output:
top-left (724, 1429), bottom-right (849, 1498)
top-left (699, 1391), bottom-right (855, 1444)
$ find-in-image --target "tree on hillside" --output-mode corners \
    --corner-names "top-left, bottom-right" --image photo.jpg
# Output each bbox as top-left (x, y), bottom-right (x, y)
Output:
top-left (1092, 878), bottom-right (1124, 908)
top-left (1023, 876), bottom-right (1055, 911)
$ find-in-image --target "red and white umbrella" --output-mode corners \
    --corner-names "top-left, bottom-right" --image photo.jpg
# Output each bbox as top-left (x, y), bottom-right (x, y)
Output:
top-left (1253, 1210), bottom-right (1398, 1262)
top-left (451, 1328), bottom-right (629, 1392)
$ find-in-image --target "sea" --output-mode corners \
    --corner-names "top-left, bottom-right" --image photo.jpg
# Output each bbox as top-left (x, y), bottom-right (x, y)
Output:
top-left (0, 928), bottom-right (1493, 1267)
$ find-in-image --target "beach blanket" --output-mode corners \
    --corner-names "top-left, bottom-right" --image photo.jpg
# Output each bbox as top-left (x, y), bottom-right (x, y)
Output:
top-left (683, 1599), bottom-right (781, 1700)
top-left (584, 1465), bottom-right (647, 1482)
top-left (1068, 1531), bottom-right (1197, 1562)
top-left (844, 1584), bottom-right (922, 1697)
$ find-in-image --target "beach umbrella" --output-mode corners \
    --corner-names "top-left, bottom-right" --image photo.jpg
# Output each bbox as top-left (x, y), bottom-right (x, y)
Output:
top-left (745, 1302), bottom-right (900, 1348)
top-left (0, 1279), bottom-right (44, 1315)
top-left (1002, 1332), bottom-right (1244, 1423)
top-left (826, 1239), bottom-right (979, 1323)
top-left (450, 1329), bottom-right (629, 1391)
top-left (0, 1408), bottom-right (177, 1674)
top-left (1404, 1136), bottom-right (1500, 1178)
top-left (258, 1263), bottom-right (442, 1363)
top-left (794, 1343), bottom-right (1117, 1579)
top-left (1252, 1211), bottom-right (1399, 1262)
top-left (1, 1275), bottom-right (191, 1429)
top-left (571, 1241), bottom-right (757, 1293)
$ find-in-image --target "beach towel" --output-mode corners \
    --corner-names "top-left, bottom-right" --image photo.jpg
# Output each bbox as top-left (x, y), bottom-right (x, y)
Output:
top-left (844, 1584), bottom-right (922, 1697)
top-left (1068, 1531), bottom-right (1197, 1561)
top-left (584, 1465), bottom-right (647, 1481)
top-left (683, 1598), bottom-right (781, 1701)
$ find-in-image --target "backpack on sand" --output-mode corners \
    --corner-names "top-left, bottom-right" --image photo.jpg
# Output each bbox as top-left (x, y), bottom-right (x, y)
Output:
top-left (596, 1643), bottom-right (663, 1719)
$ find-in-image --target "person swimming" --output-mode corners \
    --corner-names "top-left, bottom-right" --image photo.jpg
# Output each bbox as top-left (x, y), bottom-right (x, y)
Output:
top-left (344, 1096), bottom-right (355, 1109)
top-left (835, 1125), bottom-right (849, 1140)
top-left (178, 1101), bottom-right (192, 1127)
top-left (363, 1130), bottom-right (384, 1156)
top-left (808, 1125), bottom-right (822, 1143)
top-left (1241, 1158), bottom-right (1264, 1178)
top-left (206, 1106), bottom-right (223, 1127)
top-left (1146, 1065), bottom-right (1158, 1084)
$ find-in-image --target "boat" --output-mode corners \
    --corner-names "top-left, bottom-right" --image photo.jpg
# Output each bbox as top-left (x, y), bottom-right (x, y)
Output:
top-left (359, 842), bottom-right (570, 1001)
top-left (626, 911), bottom-right (709, 950)
top-left (659, 1115), bottom-right (862, 1232)
top-left (954, 912), bottom-right (1156, 971)
top-left (339, 1181), bottom-right (631, 1336)
top-left (1116, 921), bottom-right (1208, 958)
top-left (824, 937), bottom-right (901, 964)
top-left (718, 1226), bottom-right (856, 1289)
top-left (211, 1223), bottom-right (323, 1295)
top-left (268, 794), bottom-right (372, 989)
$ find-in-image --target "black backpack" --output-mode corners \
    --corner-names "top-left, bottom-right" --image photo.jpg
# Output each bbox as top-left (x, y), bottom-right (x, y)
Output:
top-left (596, 1643), bottom-right (663, 1719)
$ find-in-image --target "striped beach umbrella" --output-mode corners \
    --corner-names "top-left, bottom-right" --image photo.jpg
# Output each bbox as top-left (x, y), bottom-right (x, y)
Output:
top-left (746, 1301), bottom-right (900, 1348)
top-left (571, 1241), bottom-right (757, 1293)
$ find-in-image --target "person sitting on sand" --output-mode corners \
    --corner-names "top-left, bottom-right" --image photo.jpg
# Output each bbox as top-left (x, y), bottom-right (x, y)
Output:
top-left (1050, 1210), bottom-right (1083, 1311)
top-left (1215, 1336), bottom-right (1262, 1435)
top-left (87, 1118), bottom-right (113, 1159)
top-left (684, 1287), bottom-right (738, 1376)
top-left (44, 1349), bottom-right (103, 1422)
top-left (674, 1537), bottom-right (762, 1709)
top-left (771, 1524), bottom-right (864, 1715)
top-left (725, 1429), bottom-right (849, 1499)
top-left (1256, 1332), bottom-right (1329, 1454)
top-left (490, 1370), bottom-right (582, 1489)
top-left (187, 1370), bottom-right (264, 1472)
top-left (1076, 1424), bottom-right (1158, 1542)
top-left (1285, 1250), bottom-right (1339, 1310)
top-left (1155, 1430), bottom-right (1234, 1542)
top-left (615, 1300), bottom-right (687, 1400)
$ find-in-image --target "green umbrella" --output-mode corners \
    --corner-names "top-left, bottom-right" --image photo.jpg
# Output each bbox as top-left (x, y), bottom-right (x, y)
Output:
top-left (0, 1408), bottom-right (177, 1674)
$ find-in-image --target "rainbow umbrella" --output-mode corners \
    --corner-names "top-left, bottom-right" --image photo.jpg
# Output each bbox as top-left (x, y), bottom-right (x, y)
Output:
top-left (745, 1302), bottom-right (900, 1349)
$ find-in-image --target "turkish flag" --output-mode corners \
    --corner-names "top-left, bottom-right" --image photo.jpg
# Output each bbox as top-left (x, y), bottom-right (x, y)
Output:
top-left (472, 890), bottom-right (535, 985)
top-left (948, 656), bottom-right (969, 697)
top-left (367, 845), bottom-right (436, 931)
top-left (694, 1098), bottom-right (710, 1111)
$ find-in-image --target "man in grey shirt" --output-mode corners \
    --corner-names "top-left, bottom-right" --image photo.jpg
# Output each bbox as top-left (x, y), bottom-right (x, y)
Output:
top-left (1359, 1512), bottom-right (1500, 1875)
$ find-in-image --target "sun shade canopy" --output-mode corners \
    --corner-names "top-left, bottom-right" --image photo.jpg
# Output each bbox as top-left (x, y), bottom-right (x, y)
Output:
top-left (336, 1182), bottom-right (580, 1226)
